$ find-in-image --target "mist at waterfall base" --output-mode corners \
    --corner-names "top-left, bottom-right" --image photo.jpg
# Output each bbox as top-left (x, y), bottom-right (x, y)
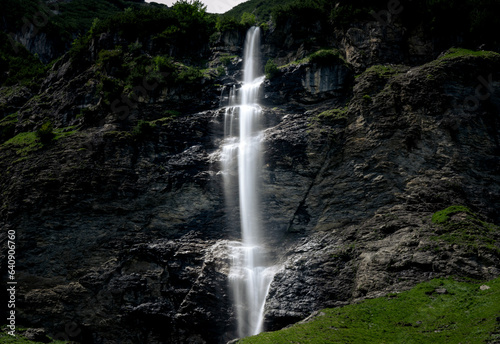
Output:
top-left (221, 27), bottom-right (278, 339)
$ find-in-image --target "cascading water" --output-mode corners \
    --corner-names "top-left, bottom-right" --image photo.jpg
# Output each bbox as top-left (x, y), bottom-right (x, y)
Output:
top-left (221, 27), bottom-right (276, 339)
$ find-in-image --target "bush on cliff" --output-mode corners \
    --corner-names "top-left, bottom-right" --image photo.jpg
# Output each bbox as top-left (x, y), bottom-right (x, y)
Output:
top-left (36, 121), bottom-right (55, 145)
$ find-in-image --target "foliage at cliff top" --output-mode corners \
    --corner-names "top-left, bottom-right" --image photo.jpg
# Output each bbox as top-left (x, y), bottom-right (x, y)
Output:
top-left (69, 0), bottom-right (215, 64)
top-left (0, 0), bottom-right (147, 47)
top-left (238, 276), bottom-right (500, 343)
top-left (225, 0), bottom-right (499, 48)
top-left (224, 0), bottom-right (294, 22)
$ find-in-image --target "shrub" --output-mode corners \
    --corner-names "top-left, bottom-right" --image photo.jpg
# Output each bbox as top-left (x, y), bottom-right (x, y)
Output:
top-left (240, 12), bottom-right (256, 27)
top-left (132, 120), bottom-right (155, 139)
top-left (154, 55), bottom-right (175, 73)
top-left (317, 108), bottom-right (348, 120)
top-left (176, 64), bottom-right (204, 84)
top-left (36, 121), bottom-right (55, 144)
top-left (216, 15), bottom-right (245, 32)
top-left (264, 59), bottom-right (279, 79)
top-left (309, 49), bottom-right (343, 65)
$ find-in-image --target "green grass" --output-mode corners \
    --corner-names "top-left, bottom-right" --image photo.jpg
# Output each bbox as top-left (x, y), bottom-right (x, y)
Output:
top-left (53, 126), bottom-right (79, 141)
top-left (316, 108), bottom-right (348, 121)
top-left (279, 48), bottom-right (346, 69)
top-left (358, 65), bottom-right (401, 79)
top-left (151, 111), bottom-right (182, 126)
top-left (1, 125), bottom-right (78, 156)
top-left (2, 132), bottom-right (41, 156)
top-left (431, 205), bottom-right (474, 224)
top-left (439, 48), bottom-right (500, 61)
top-left (430, 205), bottom-right (500, 254)
top-left (0, 326), bottom-right (67, 344)
top-left (238, 276), bottom-right (500, 343)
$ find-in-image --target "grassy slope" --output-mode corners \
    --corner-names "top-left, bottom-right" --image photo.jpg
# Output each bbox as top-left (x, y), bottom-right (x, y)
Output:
top-left (238, 276), bottom-right (500, 344)
top-left (0, 328), bottom-right (65, 344)
top-left (239, 206), bottom-right (500, 343)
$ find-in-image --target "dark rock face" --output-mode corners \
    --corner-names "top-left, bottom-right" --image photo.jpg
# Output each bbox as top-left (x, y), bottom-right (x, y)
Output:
top-left (262, 53), bottom-right (500, 328)
top-left (263, 62), bottom-right (353, 105)
top-left (1, 18), bottom-right (500, 344)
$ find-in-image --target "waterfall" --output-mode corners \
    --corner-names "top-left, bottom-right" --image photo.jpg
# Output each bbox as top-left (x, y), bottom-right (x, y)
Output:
top-left (221, 26), bottom-right (276, 339)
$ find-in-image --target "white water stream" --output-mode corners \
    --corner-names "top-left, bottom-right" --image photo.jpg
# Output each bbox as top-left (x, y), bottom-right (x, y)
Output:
top-left (221, 27), bottom-right (276, 338)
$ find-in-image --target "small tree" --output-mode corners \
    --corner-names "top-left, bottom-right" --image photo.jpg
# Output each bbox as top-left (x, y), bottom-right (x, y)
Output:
top-left (132, 120), bottom-right (155, 140)
top-left (240, 12), bottom-right (256, 27)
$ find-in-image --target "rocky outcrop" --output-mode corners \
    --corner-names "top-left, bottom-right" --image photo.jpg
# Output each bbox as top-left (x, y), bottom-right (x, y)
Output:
top-left (9, 27), bottom-right (61, 64)
top-left (263, 61), bottom-right (353, 105)
top-left (262, 51), bottom-right (500, 328)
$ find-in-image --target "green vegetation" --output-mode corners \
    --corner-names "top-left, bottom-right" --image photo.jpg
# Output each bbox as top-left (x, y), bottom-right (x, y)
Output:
top-left (0, 0), bottom-right (52, 29)
top-left (215, 15), bottom-right (245, 33)
top-left (401, 0), bottom-right (500, 47)
top-left (0, 326), bottom-right (66, 344)
top-left (224, 0), bottom-right (294, 23)
top-left (308, 49), bottom-right (345, 65)
top-left (150, 111), bottom-right (182, 127)
top-left (238, 276), bottom-right (500, 343)
top-left (0, 32), bottom-right (46, 87)
top-left (0, 0), bottom-right (145, 64)
top-left (53, 125), bottom-right (79, 141)
top-left (438, 48), bottom-right (500, 61)
top-left (240, 12), bottom-right (256, 27)
top-left (1, 122), bottom-right (78, 158)
top-left (264, 59), bottom-right (279, 79)
top-left (2, 131), bottom-right (41, 156)
top-left (64, 0), bottom-right (218, 112)
top-left (131, 120), bottom-right (155, 139)
top-left (219, 54), bottom-right (238, 66)
top-left (360, 65), bottom-right (401, 79)
top-left (431, 205), bottom-right (474, 224)
top-left (225, 0), bottom-right (499, 48)
top-left (94, 47), bottom-right (209, 105)
top-left (431, 205), bottom-right (500, 254)
top-left (69, 1), bottom-right (215, 65)
top-left (272, 0), bottom-right (335, 29)
top-left (278, 48), bottom-right (346, 70)
top-left (0, 113), bottom-right (18, 144)
top-left (308, 107), bottom-right (348, 134)
top-left (47, 0), bottom-right (144, 47)
top-left (317, 108), bottom-right (349, 121)
top-left (36, 121), bottom-right (55, 144)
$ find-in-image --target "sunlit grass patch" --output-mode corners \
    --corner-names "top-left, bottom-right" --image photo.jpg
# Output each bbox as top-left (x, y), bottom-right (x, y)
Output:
top-left (238, 276), bottom-right (500, 343)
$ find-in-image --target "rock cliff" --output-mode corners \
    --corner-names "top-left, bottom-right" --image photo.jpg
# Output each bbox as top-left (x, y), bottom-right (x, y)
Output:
top-left (1, 4), bottom-right (500, 344)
